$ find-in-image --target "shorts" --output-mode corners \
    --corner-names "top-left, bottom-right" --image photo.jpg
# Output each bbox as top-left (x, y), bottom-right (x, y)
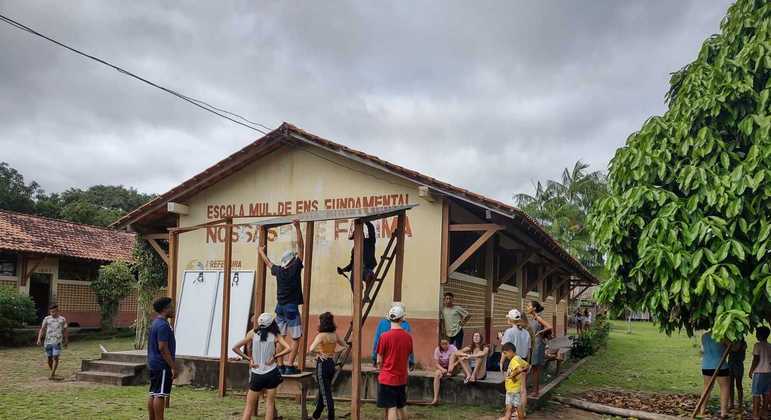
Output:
top-left (377, 383), bottom-right (407, 409)
top-left (702, 368), bottom-right (730, 377)
top-left (505, 392), bottom-right (521, 407)
top-left (149, 368), bottom-right (173, 398)
top-left (752, 372), bottom-right (771, 396)
top-left (249, 367), bottom-right (283, 392)
top-left (275, 303), bottom-right (302, 339)
top-left (44, 343), bottom-right (61, 357)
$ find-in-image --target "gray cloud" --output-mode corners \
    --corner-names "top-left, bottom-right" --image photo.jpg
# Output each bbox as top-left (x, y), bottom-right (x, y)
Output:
top-left (0, 0), bottom-right (732, 201)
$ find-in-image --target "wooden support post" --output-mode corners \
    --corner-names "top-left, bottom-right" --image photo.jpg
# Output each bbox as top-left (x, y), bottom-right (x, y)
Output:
top-left (298, 222), bottom-right (315, 372)
top-left (515, 259), bottom-right (525, 309)
top-left (393, 212), bottom-right (406, 301)
top-left (218, 218), bottom-right (233, 398)
top-left (484, 237), bottom-right (495, 344)
top-left (440, 200), bottom-right (449, 284)
top-left (538, 267), bottom-right (546, 298)
top-left (351, 220), bottom-right (364, 420)
top-left (168, 232), bottom-right (179, 326)
top-left (254, 226), bottom-right (267, 315)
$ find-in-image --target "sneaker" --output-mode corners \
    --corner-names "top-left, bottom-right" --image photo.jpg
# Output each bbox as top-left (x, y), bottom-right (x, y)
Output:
top-left (287, 366), bottom-right (301, 375)
top-left (278, 365), bottom-right (286, 375)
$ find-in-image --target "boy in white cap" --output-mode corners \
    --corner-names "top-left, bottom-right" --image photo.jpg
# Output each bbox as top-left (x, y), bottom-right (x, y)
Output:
top-left (257, 219), bottom-right (304, 375)
top-left (498, 309), bottom-right (530, 372)
top-left (376, 304), bottom-right (413, 420)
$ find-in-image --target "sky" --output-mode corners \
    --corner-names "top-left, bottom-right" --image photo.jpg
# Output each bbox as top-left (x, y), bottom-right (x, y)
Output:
top-left (0, 1), bottom-right (734, 202)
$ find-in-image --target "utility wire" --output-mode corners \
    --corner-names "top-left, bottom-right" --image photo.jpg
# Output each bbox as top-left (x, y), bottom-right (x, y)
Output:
top-left (0, 13), bottom-right (272, 134)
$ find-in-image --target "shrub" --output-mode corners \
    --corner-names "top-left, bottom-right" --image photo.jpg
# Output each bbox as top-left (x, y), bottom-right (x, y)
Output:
top-left (91, 261), bottom-right (134, 331)
top-left (571, 315), bottom-right (610, 359)
top-left (0, 286), bottom-right (36, 343)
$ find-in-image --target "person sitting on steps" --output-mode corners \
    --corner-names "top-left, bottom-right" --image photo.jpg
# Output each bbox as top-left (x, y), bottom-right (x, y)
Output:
top-left (338, 220), bottom-right (377, 303)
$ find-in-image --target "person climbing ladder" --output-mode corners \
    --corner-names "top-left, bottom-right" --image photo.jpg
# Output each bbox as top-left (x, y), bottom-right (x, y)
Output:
top-left (257, 219), bottom-right (304, 375)
top-left (337, 220), bottom-right (377, 302)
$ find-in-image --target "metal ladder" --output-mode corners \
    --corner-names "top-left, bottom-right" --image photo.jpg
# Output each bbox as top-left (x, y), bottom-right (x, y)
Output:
top-left (331, 230), bottom-right (399, 384)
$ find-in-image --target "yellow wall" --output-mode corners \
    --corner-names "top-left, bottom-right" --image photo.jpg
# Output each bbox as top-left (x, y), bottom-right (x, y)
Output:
top-left (176, 145), bottom-right (444, 321)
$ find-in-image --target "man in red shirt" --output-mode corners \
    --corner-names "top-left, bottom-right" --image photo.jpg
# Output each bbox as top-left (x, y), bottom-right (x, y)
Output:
top-left (376, 304), bottom-right (413, 420)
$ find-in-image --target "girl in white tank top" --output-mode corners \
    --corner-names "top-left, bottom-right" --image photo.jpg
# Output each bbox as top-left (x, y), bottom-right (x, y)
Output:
top-left (232, 313), bottom-right (292, 420)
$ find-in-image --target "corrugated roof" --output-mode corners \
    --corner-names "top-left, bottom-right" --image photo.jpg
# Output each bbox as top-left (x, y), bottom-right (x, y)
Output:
top-left (0, 210), bottom-right (135, 261)
top-left (112, 123), bottom-right (596, 282)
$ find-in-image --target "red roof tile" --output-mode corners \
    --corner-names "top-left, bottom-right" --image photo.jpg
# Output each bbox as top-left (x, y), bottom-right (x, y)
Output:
top-left (0, 210), bottom-right (135, 261)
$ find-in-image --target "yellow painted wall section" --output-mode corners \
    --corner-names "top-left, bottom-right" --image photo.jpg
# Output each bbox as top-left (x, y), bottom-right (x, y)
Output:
top-left (176, 145), bottom-right (444, 321)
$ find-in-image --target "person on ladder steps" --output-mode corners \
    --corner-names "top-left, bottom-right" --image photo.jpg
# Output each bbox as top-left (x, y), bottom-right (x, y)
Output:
top-left (337, 220), bottom-right (377, 303)
top-left (258, 219), bottom-right (304, 375)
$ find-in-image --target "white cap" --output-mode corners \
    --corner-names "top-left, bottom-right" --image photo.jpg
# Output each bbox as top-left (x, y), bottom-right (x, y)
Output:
top-left (506, 309), bottom-right (522, 321)
top-left (388, 304), bottom-right (406, 321)
top-left (280, 250), bottom-right (297, 267)
top-left (257, 313), bottom-right (275, 327)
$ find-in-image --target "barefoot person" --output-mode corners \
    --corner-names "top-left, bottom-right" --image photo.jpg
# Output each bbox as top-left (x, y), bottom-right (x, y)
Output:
top-left (749, 326), bottom-right (770, 420)
top-left (337, 220), bottom-right (377, 302)
top-left (430, 338), bottom-right (459, 405)
top-left (376, 304), bottom-right (413, 420)
top-left (499, 342), bottom-right (528, 420)
top-left (455, 331), bottom-right (489, 383)
top-left (258, 219), bottom-right (304, 374)
top-left (728, 338), bottom-right (747, 411)
top-left (147, 297), bottom-right (176, 420)
top-left (36, 303), bottom-right (68, 379)
top-left (526, 301), bottom-right (552, 397)
top-left (700, 330), bottom-right (730, 418)
top-left (308, 312), bottom-right (347, 420)
top-left (232, 313), bottom-right (292, 420)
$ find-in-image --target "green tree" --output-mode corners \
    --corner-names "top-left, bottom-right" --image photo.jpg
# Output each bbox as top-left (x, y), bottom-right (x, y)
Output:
top-left (92, 261), bottom-right (135, 331)
top-left (590, 0), bottom-right (771, 340)
top-left (515, 160), bottom-right (608, 276)
top-left (132, 240), bottom-right (167, 349)
top-left (0, 162), bottom-right (40, 213)
top-left (0, 286), bottom-right (36, 337)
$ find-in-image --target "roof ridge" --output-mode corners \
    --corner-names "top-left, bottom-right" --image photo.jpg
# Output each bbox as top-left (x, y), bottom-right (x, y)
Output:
top-left (0, 208), bottom-right (134, 235)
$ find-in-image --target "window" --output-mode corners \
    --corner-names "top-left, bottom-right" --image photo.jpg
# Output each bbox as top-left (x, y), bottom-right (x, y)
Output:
top-left (0, 252), bottom-right (17, 277)
top-left (58, 257), bottom-right (103, 281)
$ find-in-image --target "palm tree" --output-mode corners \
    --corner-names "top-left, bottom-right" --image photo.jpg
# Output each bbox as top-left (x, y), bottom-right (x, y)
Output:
top-left (514, 161), bottom-right (607, 276)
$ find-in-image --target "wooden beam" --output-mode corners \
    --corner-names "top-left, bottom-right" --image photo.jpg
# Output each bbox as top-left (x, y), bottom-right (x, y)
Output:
top-left (142, 233), bottom-right (169, 240)
top-left (447, 229), bottom-right (497, 274)
top-left (484, 237), bottom-right (495, 344)
top-left (298, 222), bottom-right (314, 371)
top-left (218, 218), bottom-right (233, 398)
top-left (168, 218), bottom-right (228, 233)
top-left (448, 223), bottom-right (504, 232)
top-left (146, 238), bottom-right (169, 265)
top-left (168, 232), bottom-right (179, 325)
top-left (440, 200), bottom-right (450, 284)
top-left (254, 226), bottom-right (267, 315)
top-left (499, 250), bottom-right (536, 285)
top-left (351, 220), bottom-right (364, 420)
top-left (393, 212), bottom-right (406, 301)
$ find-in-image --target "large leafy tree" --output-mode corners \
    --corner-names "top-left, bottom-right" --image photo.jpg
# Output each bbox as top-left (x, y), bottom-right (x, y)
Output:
top-left (515, 160), bottom-right (607, 275)
top-left (591, 0), bottom-right (771, 340)
top-left (0, 162), bottom-right (41, 213)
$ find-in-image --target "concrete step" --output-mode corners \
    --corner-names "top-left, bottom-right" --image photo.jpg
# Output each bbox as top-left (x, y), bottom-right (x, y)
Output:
top-left (76, 370), bottom-right (134, 386)
top-left (81, 360), bottom-right (145, 375)
top-left (100, 352), bottom-right (146, 364)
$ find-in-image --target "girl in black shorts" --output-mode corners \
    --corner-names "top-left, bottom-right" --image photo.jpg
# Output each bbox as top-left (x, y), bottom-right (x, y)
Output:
top-left (233, 313), bottom-right (292, 420)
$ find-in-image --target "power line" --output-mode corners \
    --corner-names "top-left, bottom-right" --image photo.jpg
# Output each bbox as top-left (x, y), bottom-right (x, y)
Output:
top-left (0, 13), bottom-right (272, 134)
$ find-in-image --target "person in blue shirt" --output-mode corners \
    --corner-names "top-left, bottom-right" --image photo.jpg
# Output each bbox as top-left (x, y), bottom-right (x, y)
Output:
top-left (147, 297), bottom-right (176, 420)
top-left (700, 330), bottom-right (730, 418)
top-left (372, 303), bottom-right (414, 368)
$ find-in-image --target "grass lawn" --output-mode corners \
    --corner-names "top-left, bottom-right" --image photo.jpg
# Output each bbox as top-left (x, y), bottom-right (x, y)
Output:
top-left (556, 320), bottom-right (756, 396)
top-left (0, 336), bottom-right (501, 419)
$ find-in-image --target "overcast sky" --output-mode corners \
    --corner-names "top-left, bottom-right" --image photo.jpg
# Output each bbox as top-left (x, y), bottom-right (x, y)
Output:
top-left (0, 1), bottom-right (733, 202)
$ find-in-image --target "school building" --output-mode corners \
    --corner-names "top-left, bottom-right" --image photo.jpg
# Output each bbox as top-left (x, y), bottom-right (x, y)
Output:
top-left (0, 210), bottom-right (137, 327)
top-left (112, 123), bottom-right (597, 367)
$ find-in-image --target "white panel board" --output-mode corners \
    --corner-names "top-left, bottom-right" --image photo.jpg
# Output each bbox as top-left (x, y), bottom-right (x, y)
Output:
top-left (206, 271), bottom-right (255, 358)
top-left (175, 271), bottom-right (220, 357)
